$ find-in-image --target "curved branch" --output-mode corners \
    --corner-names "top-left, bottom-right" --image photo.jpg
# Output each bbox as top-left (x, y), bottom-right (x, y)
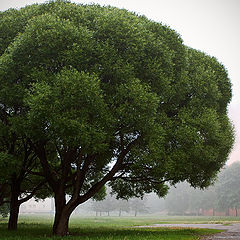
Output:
top-left (34, 142), bottom-right (57, 191)
top-left (18, 180), bottom-right (47, 204)
top-left (76, 136), bottom-right (141, 205)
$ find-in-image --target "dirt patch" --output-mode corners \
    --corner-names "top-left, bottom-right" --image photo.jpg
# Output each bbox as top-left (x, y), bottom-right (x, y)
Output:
top-left (135, 223), bottom-right (240, 240)
top-left (201, 223), bottom-right (240, 240)
top-left (202, 231), bottom-right (240, 240)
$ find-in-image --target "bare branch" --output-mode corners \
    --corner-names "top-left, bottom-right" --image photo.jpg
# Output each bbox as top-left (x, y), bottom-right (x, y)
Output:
top-left (76, 136), bottom-right (141, 204)
top-left (18, 180), bottom-right (47, 204)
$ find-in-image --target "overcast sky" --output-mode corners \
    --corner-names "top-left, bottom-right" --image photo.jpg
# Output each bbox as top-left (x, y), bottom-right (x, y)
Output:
top-left (1, 0), bottom-right (240, 165)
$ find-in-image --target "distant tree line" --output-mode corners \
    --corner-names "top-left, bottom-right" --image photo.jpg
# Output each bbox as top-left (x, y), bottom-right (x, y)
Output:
top-left (91, 192), bottom-right (148, 217)
top-left (86, 162), bottom-right (240, 217)
top-left (164, 162), bottom-right (240, 216)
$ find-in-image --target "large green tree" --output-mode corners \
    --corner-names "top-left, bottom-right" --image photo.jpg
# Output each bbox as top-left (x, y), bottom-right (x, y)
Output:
top-left (0, 0), bottom-right (234, 236)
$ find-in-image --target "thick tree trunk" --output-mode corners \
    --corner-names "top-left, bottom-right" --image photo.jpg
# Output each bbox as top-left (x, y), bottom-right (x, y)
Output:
top-left (53, 191), bottom-right (67, 236)
top-left (8, 193), bottom-right (20, 230)
top-left (53, 210), bottom-right (71, 236)
top-left (8, 178), bottom-right (20, 231)
top-left (8, 203), bottom-right (20, 230)
top-left (52, 190), bottom-right (76, 236)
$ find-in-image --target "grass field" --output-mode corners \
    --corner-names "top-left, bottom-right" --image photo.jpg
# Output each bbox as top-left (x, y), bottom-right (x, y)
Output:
top-left (1, 215), bottom-right (238, 240)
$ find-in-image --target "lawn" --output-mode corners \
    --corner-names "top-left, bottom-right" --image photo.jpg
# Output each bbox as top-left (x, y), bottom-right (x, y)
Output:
top-left (0, 215), bottom-right (234, 240)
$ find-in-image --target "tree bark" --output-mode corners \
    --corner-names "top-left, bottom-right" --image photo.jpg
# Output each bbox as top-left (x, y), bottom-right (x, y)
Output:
top-left (53, 209), bottom-right (71, 236)
top-left (52, 188), bottom-right (79, 236)
top-left (8, 179), bottom-right (20, 230)
top-left (52, 190), bottom-right (70, 236)
top-left (8, 203), bottom-right (20, 230)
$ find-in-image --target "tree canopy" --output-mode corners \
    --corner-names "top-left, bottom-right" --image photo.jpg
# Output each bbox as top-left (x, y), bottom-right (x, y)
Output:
top-left (0, 0), bottom-right (234, 236)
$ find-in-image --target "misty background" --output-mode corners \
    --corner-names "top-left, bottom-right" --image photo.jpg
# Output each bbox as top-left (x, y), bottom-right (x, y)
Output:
top-left (3, 161), bottom-right (237, 218)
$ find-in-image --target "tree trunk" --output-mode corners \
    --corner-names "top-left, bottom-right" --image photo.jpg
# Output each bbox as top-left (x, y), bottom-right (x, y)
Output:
top-left (8, 203), bottom-right (20, 230)
top-left (235, 207), bottom-right (238, 216)
top-left (53, 209), bottom-right (71, 236)
top-left (226, 208), bottom-right (229, 216)
top-left (52, 190), bottom-right (72, 236)
top-left (8, 177), bottom-right (20, 231)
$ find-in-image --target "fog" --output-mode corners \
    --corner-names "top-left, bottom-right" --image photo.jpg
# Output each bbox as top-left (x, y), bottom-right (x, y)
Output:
top-left (19, 162), bottom-right (240, 217)
top-left (17, 187), bottom-right (236, 217)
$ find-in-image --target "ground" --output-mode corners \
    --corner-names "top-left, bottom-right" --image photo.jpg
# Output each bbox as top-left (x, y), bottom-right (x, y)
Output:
top-left (136, 223), bottom-right (240, 239)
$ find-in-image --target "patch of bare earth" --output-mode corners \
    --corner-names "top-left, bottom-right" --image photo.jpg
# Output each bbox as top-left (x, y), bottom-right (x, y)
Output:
top-left (201, 224), bottom-right (240, 240)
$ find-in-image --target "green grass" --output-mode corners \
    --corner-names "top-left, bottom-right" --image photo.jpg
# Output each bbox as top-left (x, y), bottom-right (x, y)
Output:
top-left (0, 215), bottom-right (230, 240)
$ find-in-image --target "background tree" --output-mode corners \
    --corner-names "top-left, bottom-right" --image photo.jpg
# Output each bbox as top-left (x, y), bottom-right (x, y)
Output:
top-left (186, 187), bottom-right (203, 215)
top-left (0, 1), bottom-right (234, 236)
top-left (130, 197), bottom-right (148, 217)
top-left (164, 182), bottom-right (217, 216)
top-left (215, 162), bottom-right (240, 216)
top-left (91, 190), bottom-right (129, 217)
top-left (91, 189), bottom-right (115, 216)
top-left (198, 187), bottom-right (217, 215)
top-left (116, 200), bottom-right (130, 217)
top-left (91, 200), bottom-right (105, 216)
top-left (91, 192), bottom-right (148, 217)
top-left (165, 182), bottom-right (190, 215)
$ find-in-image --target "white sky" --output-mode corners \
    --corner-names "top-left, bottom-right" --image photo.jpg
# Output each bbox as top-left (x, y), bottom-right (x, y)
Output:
top-left (1, 0), bottom-right (240, 165)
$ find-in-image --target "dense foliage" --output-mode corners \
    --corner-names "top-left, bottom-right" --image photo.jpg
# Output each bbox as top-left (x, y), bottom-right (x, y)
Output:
top-left (0, 0), bottom-right (234, 236)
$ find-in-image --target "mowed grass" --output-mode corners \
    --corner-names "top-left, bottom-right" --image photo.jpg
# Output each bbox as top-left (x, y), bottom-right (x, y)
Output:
top-left (0, 215), bottom-right (234, 240)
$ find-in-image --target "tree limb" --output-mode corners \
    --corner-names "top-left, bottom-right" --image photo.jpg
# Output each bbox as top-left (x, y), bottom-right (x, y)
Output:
top-left (18, 180), bottom-right (47, 204)
top-left (76, 136), bottom-right (141, 204)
